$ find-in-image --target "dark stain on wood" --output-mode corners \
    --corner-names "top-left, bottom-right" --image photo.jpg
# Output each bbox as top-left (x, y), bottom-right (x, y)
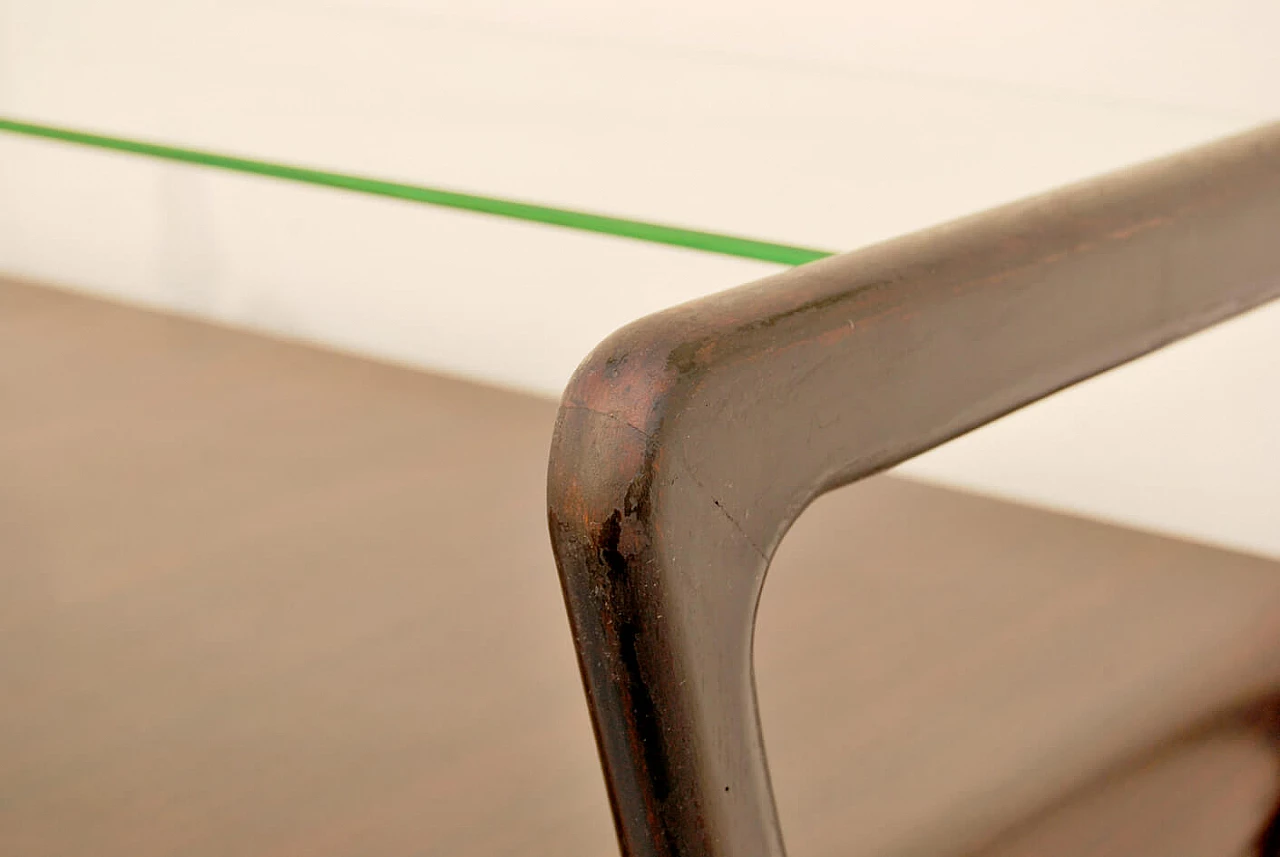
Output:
top-left (548, 123), bottom-right (1280, 857)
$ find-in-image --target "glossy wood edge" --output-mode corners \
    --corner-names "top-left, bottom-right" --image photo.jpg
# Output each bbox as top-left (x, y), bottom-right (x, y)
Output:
top-left (546, 122), bottom-right (1280, 857)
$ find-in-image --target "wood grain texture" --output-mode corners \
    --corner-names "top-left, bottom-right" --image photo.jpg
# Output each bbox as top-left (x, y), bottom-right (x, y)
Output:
top-left (1, 278), bottom-right (1278, 857)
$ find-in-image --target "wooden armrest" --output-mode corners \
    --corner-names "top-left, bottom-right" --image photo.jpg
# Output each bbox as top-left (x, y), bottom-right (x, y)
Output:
top-left (546, 122), bottom-right (1280, 857)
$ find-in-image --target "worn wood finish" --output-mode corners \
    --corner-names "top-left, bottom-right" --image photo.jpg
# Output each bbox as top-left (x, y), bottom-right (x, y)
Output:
top-left (5, 278), bottom-right (1280, 856)
top-left (547, 122), bottom-right (1280, 857)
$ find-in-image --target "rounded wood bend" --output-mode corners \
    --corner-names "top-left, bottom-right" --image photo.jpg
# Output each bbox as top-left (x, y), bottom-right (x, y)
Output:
top-left (546, 123), bottom-right (1280, 857)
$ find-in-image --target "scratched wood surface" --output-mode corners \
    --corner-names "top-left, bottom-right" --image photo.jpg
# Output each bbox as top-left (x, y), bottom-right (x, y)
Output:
top-left (1, 277), bottom-right (1278, 857)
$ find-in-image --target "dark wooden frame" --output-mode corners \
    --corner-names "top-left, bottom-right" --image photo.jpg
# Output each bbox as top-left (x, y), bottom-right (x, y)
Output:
top-left (546, 123), bottom-right (1280, 857)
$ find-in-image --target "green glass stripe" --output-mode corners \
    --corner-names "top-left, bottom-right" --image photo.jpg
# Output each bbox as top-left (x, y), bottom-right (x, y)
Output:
top-left (0, 116), bottom-right (834, 267)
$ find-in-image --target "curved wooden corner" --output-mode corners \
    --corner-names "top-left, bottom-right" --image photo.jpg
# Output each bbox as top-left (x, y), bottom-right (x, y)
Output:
top-left (547, 123), bottom-right (1280, 857)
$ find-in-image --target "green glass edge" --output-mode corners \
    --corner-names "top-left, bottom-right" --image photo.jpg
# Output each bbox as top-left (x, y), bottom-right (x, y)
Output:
top-left (0, 116), bottom-right (834, 267)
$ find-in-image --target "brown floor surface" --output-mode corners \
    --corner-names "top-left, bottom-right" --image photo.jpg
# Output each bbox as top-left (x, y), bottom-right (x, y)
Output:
top-left (3, 278), bottom-right (1279, 856)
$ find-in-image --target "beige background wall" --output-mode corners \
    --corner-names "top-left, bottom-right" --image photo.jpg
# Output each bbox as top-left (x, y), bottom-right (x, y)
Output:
top-left (1, 0), bottom-right (1277, 556)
